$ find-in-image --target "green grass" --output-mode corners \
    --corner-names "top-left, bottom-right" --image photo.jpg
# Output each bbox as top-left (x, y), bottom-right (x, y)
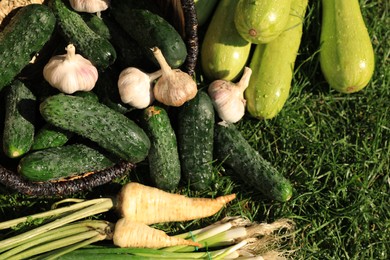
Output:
top-left (0, 1), bottom-right (389, 259)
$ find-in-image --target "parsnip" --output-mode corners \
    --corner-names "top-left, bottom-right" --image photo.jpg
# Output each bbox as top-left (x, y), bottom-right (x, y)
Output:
top-left (113, 218), bottom-right (201, 248)
top-left (117, 182), bottom-right (236, 224)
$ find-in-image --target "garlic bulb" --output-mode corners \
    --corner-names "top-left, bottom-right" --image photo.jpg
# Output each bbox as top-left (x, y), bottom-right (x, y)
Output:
top-left (69, 0), bottom-right (110, 13)
top-left (152, 47), bottom-right (197, 107)
top-left (43, 44), bottom-right (98, 94)
top-left (118, 67), bottom-right (162, 109)
top-left (208, 67), bottom-right (252, 123)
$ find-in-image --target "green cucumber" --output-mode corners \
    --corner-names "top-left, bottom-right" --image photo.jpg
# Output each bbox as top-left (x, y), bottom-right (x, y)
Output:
top-left (214, 123), bottom-right (293, 202)
top-left (81, 13), bottom-right (111, 39)
top-left (39, 94), bottom-right (150, 163)
top-left (49, 0), bottom-right (116, 69)
top-left (234, 0), bottom-right (292, 44)
top-left (177, 91), bottom-right (215, 191)
top-left (201, 0), bottom-right (251, 81)
top-left (245, 0), bottom-right (309, 119)
top-left (319, 0), bottom-right (375, 93)
top-left (101, 14), bottom-right (155, 71)
top-left (142, 106), bottom-right (181, 191)
top-left (2, 80), bottom-right (37, 158)
top-left (111, 4), bottom-right (187, 68)
top-left (18, 143), bottom-right (116, 182)
top-left (31, 123), bottom-right (73, 151)
top-left (0, 4), bottom-right (56, 91)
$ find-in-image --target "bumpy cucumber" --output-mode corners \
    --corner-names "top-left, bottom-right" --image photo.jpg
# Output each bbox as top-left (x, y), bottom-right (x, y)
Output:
top-left (49, 0), bottom-right (116, 69)
top-left (18, 143), bottom-right (116, 182)
top-left (142, 106), bottom-right (181, 191)
top-left (319, 0), bottom-right (375, 93)
top-left (81, 13), bottom-right (111, 39)
top-left (2, 80), bottom-right (37, 158)
top-left (0, 4), bottom-right (56, 91)
top-left (111, 3), bottom-right (187, 68)
top-left (201, 0), bottom-right (251, 81)
top-left (31, 123), bottom-right (73, 151)
top-left (177, 91), bottom-right (215, 191)
top-left (245, 0), bottom-right (309, 119)
top-left (234, 0), bottom-right (292, 44)
top-left (39, 94), bottom-right (150, 163)
top-left (214, 123), bottom-right (293, 202)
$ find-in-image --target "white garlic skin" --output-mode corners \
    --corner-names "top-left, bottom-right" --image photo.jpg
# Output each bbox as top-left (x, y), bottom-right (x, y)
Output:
top-left (208, 81), bottom-right (246, 123)
top-left (69, 0), bottom-right (110, 13)
top-left (118, 68), bottom-right (162, 109)
top-left (43, 44), bottom-right (98, 94)
top-left (208, 67), bottom-right (252, 123)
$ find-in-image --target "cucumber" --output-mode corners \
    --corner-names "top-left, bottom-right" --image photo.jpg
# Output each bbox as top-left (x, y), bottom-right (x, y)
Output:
top-left (200, 0), bottom-right (251, 81)
top-left (2, 80), bottom-right (37, 158)
top-left (81, 13), bottom-right (111, 39)
top-left (214, 123), bottom-right (293, 202)
top-left (142, 106), bottom-right (181, 191)
top-left (0, 4), bottom-right (56, 91)
top-left (177, 91), bottom-right (215, 191)
top-left (319, 0), bottom-right (375, 93)
top-left (31, 123), bottom-right (73, 151)
top-left (39, 94), bottom-right (150, 163)
top-left (49, 0), bottom-right (116, 69)
top-left (245, 0), bottom-right (309, 119)
top-left (101, 14), bottom-right (155, 71)
top-left (111, 4), bottom-right (187, 68)
top-left (18, 143), bottom-right (117, 182)
top-left (234, 0), bottom-right (292, 44)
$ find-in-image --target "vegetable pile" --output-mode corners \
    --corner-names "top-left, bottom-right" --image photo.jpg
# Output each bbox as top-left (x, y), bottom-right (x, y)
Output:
top-left (0, 0), bottom-right (376, 258)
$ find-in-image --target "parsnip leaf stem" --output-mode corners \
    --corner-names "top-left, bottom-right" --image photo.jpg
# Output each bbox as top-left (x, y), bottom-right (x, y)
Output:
top-left (0, 198), bottom-right (113, 251)
top-left (9, 230), bottom-right (102, 260)
top-left (0, 198), bottom-right (109, 230)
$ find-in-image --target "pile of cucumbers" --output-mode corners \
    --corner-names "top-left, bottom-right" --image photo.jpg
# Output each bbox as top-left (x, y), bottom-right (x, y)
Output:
top-left (1, 0), bottom-right (373, 202)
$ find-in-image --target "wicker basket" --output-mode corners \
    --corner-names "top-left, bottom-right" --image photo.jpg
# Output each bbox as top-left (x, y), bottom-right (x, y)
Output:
top-left (0, 0), bottom-right (199, 197)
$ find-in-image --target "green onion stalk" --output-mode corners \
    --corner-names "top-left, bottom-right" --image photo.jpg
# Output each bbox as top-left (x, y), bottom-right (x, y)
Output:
top-left (0, 186), bottom-right (295, 259)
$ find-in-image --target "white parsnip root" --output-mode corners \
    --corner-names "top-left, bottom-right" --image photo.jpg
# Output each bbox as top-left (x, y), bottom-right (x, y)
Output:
top-left (113, 218), bottom-right (202, 249)
top-left (117, 182), bottom-right (236, 225)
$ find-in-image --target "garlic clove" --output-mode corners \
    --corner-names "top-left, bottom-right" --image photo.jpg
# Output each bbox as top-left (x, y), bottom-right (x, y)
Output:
top-left (43, 44), bottom-right (98, 94)
top-left (151, 47), bottom-right (197, 107)
top-left (208, 67), bottom-right (252, 123)
top-left (69, 0), bottom-right (110, 13)
top-left (118, 67), bottom-right (162, 109)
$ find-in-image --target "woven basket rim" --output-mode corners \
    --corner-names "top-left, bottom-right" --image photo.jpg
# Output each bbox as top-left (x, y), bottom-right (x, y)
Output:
top-left (0, 0), bottom-right (199, 196)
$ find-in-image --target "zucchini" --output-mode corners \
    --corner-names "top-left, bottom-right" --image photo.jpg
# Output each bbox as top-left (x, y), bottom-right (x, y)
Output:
top-left (18, 143), bottom-right (117, 182)
top-left (245, 0), bottom-right (309, 119)
top-left (214, 123), bottom-right (293, 202)
top-left (177, 91), bottom-right (215, 191)
top-left (49, 0), bottom-right (116, 69)
top-left (39, 94), bottom-right (150, 163)
top-left (142, 106), bottom-right (181, 191)
top-left (2, 80), bottom-right (37, 158)
top-left (31, 123), bottom-right (73, 151)
top-left (111, 4), bottom-right (187, 69)
top-left (0, 4), bottom-right (56, 91)
top-left (200, 0), bottom-right (251, 81)
top-left (319, 0), bottom-right (375, 93)
top-left (234, 0), bottom-right (292, 44)
top-left (194, 0), bottom-right (219, 26)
